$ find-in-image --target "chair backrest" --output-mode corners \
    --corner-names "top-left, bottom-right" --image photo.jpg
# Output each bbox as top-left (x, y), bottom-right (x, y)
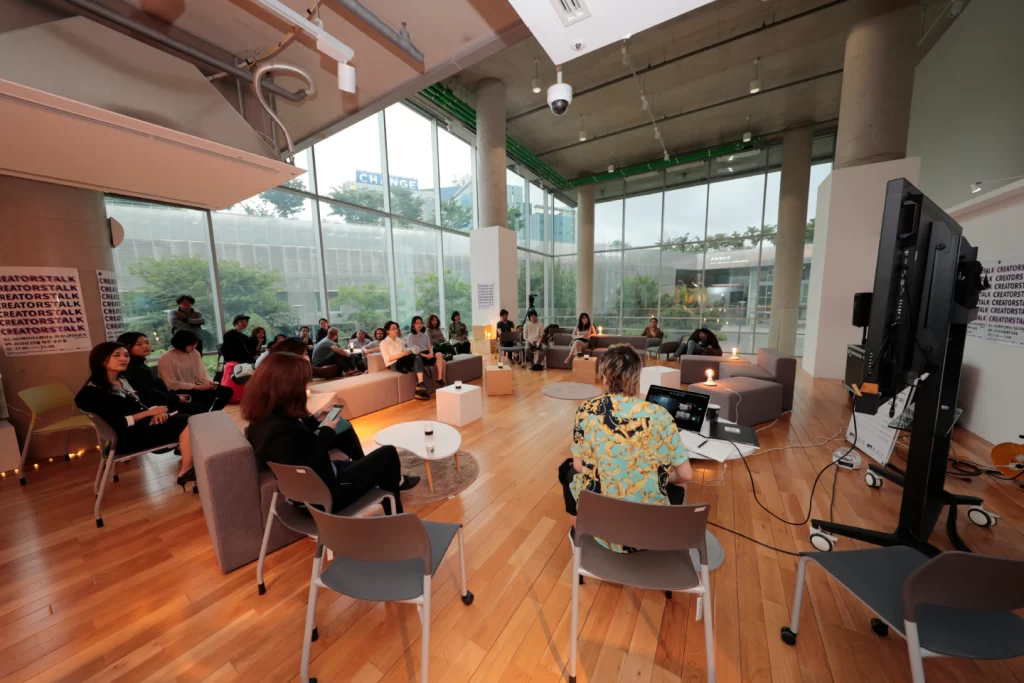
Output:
top-left (902, 551), bottom-right (1024, 622)
top-left (267, 462), bottom-right (333, 510)
top-left (499, 331), bottom-right (520, 344)
top-left (307, 508), bottom-right (433, 573)
top-left (574, 491), bottom-right (710, 563)
top-left (19, 383), bottom-right (76, 417)
top-left (87, 414), bottom-right (118, 448)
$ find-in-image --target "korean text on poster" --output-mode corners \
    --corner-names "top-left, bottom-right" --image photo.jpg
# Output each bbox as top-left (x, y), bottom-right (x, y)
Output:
top-left (0, 267), bottom-right (92, 357)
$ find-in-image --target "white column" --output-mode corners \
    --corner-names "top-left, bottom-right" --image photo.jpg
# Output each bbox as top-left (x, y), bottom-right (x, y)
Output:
top-left (576, 185), bottom-right (595, 315)
top-left (470, 226), bottom-right (518, 339)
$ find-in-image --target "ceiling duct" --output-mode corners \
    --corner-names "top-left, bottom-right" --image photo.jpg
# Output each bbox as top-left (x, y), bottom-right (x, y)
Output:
top-left (0, 17), bottom-right (302, 209)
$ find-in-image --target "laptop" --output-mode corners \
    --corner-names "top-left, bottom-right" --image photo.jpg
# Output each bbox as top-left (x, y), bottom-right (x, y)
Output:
top-left (644, 386), bottom-right (710, 434)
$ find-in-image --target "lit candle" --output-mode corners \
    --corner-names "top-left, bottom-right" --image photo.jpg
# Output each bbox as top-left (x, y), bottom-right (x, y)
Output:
top-left (33, 463), bottom-right (39, 469)
top-left (704, 368), bottom-right (716, 386)
top-left (598, 326), bottom-right (603, 335)
top-left (731, 347), bottom-right (738, 359)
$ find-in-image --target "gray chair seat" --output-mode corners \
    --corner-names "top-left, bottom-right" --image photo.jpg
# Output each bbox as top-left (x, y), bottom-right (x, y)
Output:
top-left (807, 547), bottom-right (1024, 660)
top-left (274, 487), bottom-right (394, 538)
top-left (319, 521), bottom-right (460, 602)
top-left (581, 535), bottom-right (700, 592)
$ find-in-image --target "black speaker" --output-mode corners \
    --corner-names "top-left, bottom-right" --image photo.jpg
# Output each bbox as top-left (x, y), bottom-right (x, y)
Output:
top-left (852, 292), bottom-right (872, 328)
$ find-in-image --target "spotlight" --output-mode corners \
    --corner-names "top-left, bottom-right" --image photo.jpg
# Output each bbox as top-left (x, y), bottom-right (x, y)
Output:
top-left (742, 131), bottom-right (752, 143)
top-left (608, 164), bottom-right (615, 173)
top-left (532, 57), bottom-right (542, 94)
top-left (578, 116), bottom-right (586, 142)
top-left (749, 58), bottom-right (762, 94)
top-left (704, 369), bottom-right (716, 386)
top-left (970, 181), bottom-right (982, 194)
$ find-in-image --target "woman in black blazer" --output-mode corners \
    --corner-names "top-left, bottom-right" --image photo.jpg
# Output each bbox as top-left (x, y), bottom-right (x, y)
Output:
top-left (242, 346), bottom-right (418, 514)
top-left (75, 341), bottom-right (195, 488)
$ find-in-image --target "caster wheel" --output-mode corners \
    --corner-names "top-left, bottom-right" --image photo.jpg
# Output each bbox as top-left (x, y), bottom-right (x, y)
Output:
top-left (96, 518), bottom-right (104, 529)
top-left (192, 484), bottom-right (199, 494)
top-left (864, 471), bottom-right (882, 489)
top-left (257, 582), bottom-right (265, 596)
top-left (870, 618), bottom-right (888, 637)
top-left (665, 591), bottom-right (673, 600)
top-left (967, 506), bottom-right (997, 528)
top-left (579, 576), bottom-right (585, 585)
top-left (569, 677), bottom-right (576, 683)
top-left (113, 474), bottom-right (119, 483)
top-left (809, 531), bottom-right (834, 552)
top-left (19, 477), bottom-right (26, 486)
top-left (780, 626), bottom-right (797, 646)
top-left (311, 627), bottom-right (318, 642)
top-left (461, 591), bottom-right (474, 606)
top-left (310, 679), bottom-right (317, 683)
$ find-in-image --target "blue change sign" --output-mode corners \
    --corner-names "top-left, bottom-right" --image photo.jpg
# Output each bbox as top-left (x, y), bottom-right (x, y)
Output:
top-left (356, 170), bottom-right (419, 191)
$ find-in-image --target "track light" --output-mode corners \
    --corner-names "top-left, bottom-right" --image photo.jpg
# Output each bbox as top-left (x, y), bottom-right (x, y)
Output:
top-left (971, 182), bottom-right (982, 194)
top-left (532, 57), bottom-right (542, 94)
top-left (742, 115), bottom-right (752, 143)
top-left (578, 116), bottom-right (586, 142)
top-left (608, 164), bottom-right (615, 173)
top-left (749, 58), bottom-right (762, 94)
top-left (641, 95), bottom-right (649, 111)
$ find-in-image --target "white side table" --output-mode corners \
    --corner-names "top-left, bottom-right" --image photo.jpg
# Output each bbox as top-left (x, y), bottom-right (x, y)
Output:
top-left (436, 384), bottom-right (482, 427)
top-left (375, 421), bottom-right (462, 493)
top-left (639, 366), bottom-right (678, 397)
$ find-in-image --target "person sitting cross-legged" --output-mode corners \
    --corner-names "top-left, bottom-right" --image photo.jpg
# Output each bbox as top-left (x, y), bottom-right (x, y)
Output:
top-left (559, 343), bottom-right (693, 553)
top-left (380, 320), bottom-right (430, 400)
top-left (157, 330), bottom-right (234, 412)
top-left (312, 327), bottom-right (364, 376)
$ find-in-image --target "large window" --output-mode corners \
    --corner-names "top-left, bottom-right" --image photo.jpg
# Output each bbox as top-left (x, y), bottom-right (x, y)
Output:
top-left (393, 220), bottom-right (439, 329)
top-left (320, 202), bottom-right (388, 333)
top-left (594, 199), bottom-right (623, 251)
top-left (438, 128), bottom-right (473, 232)
top-left (385, 104), bottom-right (436, 225)
top-left (442, 233), bottom-right (472, 328)
top-left (314, 115), bottom-right (384, 211)
top-left (553, 255), bottom-right (577, 327)
top-left (507, 169), bottom-right (528, 245)
top-left (624, 192), bottom-right (662, 248)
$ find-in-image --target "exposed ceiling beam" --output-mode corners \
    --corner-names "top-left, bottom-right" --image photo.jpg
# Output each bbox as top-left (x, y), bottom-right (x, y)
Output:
top-left (535, 69), bottom-right (843, 158)
top-left (507, 0), bottom-right (849, 122)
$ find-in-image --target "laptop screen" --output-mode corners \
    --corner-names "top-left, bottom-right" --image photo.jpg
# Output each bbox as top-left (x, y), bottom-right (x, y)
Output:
top-left (644, 386), bottom-right (710, 433)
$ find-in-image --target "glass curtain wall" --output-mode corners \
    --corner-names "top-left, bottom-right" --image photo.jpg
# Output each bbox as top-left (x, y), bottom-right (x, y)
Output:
top-left (107, 102), bottom-right (566, 347)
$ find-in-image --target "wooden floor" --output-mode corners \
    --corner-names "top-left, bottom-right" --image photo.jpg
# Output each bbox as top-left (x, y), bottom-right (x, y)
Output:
top-left (2, 361), bottom-right (1023, 683)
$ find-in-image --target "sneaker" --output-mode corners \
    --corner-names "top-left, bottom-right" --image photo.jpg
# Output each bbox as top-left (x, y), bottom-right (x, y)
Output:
top-left (415, 386), bottom-right (430, 400)
top-left (437, 378), bottom-right (447, 387)
top-left (399, 475), bottom-right (421, 491)
top-left (531, 364), bottom-right (544, 371)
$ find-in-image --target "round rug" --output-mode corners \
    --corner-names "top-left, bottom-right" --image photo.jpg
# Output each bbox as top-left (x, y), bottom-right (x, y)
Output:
top-left (397, 449), bottom-right (479, 507)
top-left (541, 382), bottom-right (602, 400)
top-left (689, 531), bottom-right (726, 572)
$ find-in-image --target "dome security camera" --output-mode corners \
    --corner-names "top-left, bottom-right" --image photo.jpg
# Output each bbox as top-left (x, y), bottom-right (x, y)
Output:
top-left (547, 67), bottom-right (573, 116)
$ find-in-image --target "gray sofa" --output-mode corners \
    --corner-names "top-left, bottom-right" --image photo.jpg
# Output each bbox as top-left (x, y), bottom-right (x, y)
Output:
top-left (545, 334), bottom-right (647, 370)
top-left (719, 348), bottom-right (797, 411)
top-left (190, 410), bottom-right (303, 573)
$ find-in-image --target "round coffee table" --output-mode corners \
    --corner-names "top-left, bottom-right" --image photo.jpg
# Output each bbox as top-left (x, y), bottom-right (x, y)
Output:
top-left (374, 421), bottom-right (462, 493)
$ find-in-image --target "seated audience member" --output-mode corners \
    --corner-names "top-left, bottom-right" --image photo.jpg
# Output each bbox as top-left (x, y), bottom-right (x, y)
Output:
top-left (244, 352), bottom-right (418, 516)
top-left (315, 318), bottom-right (330, 342)
top-left (380, 320), bottom-right (429, 400)
top-left (530, 324), bottom-right (560, 371)
top-left (408, 316), bottom-right (446, 385)
top-left (495, 309), bottom-right (517, 363)
top-left (523, 310), bottom-right (545, 368)
top-left (118, 331), bottom-right (192, 414)
top-left (255, 334), bottom-right (288, 367)
top-left (671, 327), bottom-right (723, 359)
top-left (349, 330), bottom-right (373, 350)
top-left (426, 314), bottom-right (456, 360)
top-left (171, 295), bottom-right (206, 354)
top-left (566, 312), bottom-right (593, 361)
top-left (157, 331), bottom-right (233, 412)
top-left (641, 317), bottom-right (664, 351)
top-left (297, 326), bottom-right (314, 355)
top-left (312, 327), bottom-right (364, 375)
top-left (448, 311), bottom-right (472, 355)
top-left (362, 328), bottom-right (386, 354)
top-left (75, 342), bottom-right (196, 488)
top-left (247, 326), bottom-right (267, 357)
top-left (272, 338), bottom-right (340, 379)
top-left (559, 344), bottom-right (693, 553)
top-left (222, 314), bottom-right (255, 364)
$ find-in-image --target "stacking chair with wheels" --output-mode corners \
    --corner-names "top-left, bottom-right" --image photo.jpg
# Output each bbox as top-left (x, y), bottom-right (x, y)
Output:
top-left (300, 508), bottom-right (474, 683)
top-left (782, 547), bottom-right (1024, 682)
top-left (257, 461), bottom-right (396, 596)
top-left (90, 414), bottom-right (179, 528)
top-left (570, 491), bottom-right (715, 683)
top-left (18, 383), bottom-right (98, 485)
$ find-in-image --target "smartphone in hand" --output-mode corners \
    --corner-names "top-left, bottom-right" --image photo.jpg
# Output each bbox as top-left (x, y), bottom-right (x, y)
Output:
top-left (326, 405), bottom-right (342, 422)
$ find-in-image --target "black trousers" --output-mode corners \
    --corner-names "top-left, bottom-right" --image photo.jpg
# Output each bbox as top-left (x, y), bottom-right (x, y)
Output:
top-left (558, 457), bottom-right (685, 516)
top-left (333, 444), bottom-right (403, 514)
top-left (452, 340), bottom-right (471, 355)
top-left (314, 354), bottom-right (364, 373)
top-left (179, 385), bottom-right (233, 413)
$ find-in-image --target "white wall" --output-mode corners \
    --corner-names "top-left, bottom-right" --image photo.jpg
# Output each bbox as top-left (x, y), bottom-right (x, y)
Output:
top-left (948, 181), bottom-right (1024, 444)
top-left (470, 226), bottom-right (518, 335)
top-left (907, 0), bottom-right (1024, 208)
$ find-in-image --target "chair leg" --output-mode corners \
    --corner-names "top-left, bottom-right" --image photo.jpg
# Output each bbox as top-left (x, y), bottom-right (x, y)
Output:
top-left (256, 492), bottom-right (278, 595)
top-left (905, 621), bottom-right (926, 683)
top-left (781, 556), bottom-right (809, 645)
top-left (569, 546), bottom-right (581, 683)
top-left (421, 575), bottom-right (431, 683)
top-left (18, 420), bottom-right (34, 485)
top-left (457, 527), bottom-right (473, 605)
top-left (300, 545), bottom-right (324, 683)
top-left (94, 451), bottom-right (118, 528)
top-left (93, 453), bottom-right (106, 495)
top-left (701, 564), bottom-right (715, 683)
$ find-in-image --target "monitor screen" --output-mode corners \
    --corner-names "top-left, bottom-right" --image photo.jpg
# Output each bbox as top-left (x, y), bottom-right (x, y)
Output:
top-left (644, 386), bottom-right (710, 433)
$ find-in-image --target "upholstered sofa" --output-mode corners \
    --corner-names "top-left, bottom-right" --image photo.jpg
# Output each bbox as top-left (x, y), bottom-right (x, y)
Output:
top-left (719, 348), bottom-right (797, 411)
top-left (545, 334), bottom-right (647, 370)
top-left (310, 352), bottom-right (483, 419)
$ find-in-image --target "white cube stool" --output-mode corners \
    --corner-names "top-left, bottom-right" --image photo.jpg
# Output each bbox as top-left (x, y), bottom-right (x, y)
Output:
top-left (640, 366), bottom-right (678, 397)
top-left (436, 384), bottom-right (482, 426)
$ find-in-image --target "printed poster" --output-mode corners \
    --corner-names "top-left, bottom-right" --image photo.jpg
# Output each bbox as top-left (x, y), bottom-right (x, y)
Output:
top-left (96, 270), bottom-right (124, 342)
top-left (0, 267), bottom-right (92, 357)
top-left (967, 256), bottom-right (1024, 347)
top-left (476, 281), bottom-right (495, 309)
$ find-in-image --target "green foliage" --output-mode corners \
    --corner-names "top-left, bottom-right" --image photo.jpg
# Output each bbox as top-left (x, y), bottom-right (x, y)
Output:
top-left (326, 184), bottom-right (426, 222)
top-left (413, 270), bottom-right (472, 327)
top-left (441, 196), bottom-right (473, 231)
top-left (330, 283), bottom-right (391, 333)
top-left (242, 178), bottom-right (307, 218)
top-left (125, 255), bottom-right (295, 350)
top-left (660, 218), bottom-right (815, 253)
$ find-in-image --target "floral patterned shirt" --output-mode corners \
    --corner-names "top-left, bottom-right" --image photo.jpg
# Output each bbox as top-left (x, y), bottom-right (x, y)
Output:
top-left (570, 393), bottom-right (689, 553)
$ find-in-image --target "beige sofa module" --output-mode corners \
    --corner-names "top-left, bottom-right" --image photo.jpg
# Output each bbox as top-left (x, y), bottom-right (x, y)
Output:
top-left (719, 348), bottom-right (797, 411)
top-left (310, 372), bottom-right (401, 419)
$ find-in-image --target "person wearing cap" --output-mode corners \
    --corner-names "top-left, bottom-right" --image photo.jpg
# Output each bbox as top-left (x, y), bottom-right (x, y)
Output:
top-left (171, 295), bottom-right (206, 354)
top-left (222, 314), bottom-right (255, 364)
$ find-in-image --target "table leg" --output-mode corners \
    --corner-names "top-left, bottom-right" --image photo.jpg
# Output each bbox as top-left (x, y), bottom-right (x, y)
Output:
top-left (455, 451), bottom-right (461, 473)
top-left (424, 461), bottom-right (435, 493)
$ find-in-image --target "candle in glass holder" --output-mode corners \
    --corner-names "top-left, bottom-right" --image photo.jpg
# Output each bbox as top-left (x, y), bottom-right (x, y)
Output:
top-left (730, 347), bottom-right (739, 359)
top-left (704, 368), bottom-right (716, 386)
top-left (598, 326), bottom-right (603, 335)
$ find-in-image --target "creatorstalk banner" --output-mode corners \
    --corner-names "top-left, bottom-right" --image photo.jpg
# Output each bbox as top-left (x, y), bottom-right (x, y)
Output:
top-left (968, 256), bottom-right (1024, 347)
top-left (0, 267), bottom-right (92, 357)
top-left (96, 270), bottom-right (124, 342)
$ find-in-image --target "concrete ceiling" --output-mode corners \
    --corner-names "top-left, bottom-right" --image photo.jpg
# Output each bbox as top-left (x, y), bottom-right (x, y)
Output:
top-left (9, 0), bottom-right (527, 151)
top-left (451, 0), bottom-right (954, 181)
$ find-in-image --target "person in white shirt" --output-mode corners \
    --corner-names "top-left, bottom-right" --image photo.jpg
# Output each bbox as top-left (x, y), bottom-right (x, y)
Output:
top-left (158, 330), bottom-right (233, 412)
top-left (379, 321), bottom-right (430, 400)
top-left (567, 312), bottom-right (594, 361)
top-left (523, 310), bottom-right (547, 369)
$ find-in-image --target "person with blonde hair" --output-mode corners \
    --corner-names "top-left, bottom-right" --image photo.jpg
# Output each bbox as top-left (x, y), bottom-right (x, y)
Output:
top-left (559, 343), bottom-right (693, 553)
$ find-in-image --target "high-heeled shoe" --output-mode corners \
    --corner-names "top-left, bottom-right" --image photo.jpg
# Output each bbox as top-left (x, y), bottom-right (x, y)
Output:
top-left (176, 468), bottom-right (196, 493)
